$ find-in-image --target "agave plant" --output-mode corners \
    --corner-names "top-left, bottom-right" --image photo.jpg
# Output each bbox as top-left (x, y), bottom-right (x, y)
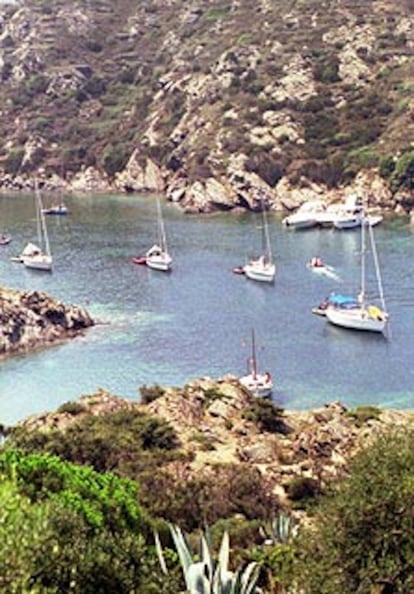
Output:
top-left (259, 512), bottom-right (297, 545)
top-left (155, 523), bottom-right (261, 594)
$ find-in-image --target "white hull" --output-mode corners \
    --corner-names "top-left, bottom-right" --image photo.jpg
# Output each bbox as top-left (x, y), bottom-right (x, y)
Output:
top-left (244, 260), bottom-right (275, 283)
top-left (239, 372), bottom-right (273, 398)
top-left (283, 200), bottom-right (325, 230)
top-left (334, 213), bottom-right (383, 230)
top-left (283, 216), bottom-right (318, 230)
top-left (333, 217), bottom-right (361, 229)
top-left (326, 306), bottom-right (387, 333)
top-left (146, 252), bottom-right (172, 271)
top-left (23, 254), bottom-right (53, 271)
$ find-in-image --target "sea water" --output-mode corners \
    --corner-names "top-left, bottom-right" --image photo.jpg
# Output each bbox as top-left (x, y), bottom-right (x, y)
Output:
top-left (0, 191), bottom-right (413, 424)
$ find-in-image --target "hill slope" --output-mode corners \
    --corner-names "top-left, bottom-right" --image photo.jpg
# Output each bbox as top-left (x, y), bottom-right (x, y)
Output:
top-left (0, 0), bottom-right (413, 212)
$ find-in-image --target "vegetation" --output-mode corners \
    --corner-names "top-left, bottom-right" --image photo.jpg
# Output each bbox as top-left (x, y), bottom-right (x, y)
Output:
top-left (292, 429), bottom-right (414, 593)
top-left (156, 524), bottom-right (261, 594)
top-left (0, 0), bottom-right (410, 199)
top-left (4, 391), bottom-right (414, 592)
top-left (0, 449), bottom-right (175, 593)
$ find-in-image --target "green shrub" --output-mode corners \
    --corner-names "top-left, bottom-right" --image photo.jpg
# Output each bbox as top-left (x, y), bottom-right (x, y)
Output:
top-left (4, 148), bottom-right (24, 174)
top-left (8, 408), bottom-right (180, 475)
top-left (243, 399), bottom-right (290, 434)
top-left (140, 384), bottom-right (165, 404)
top-left (390, 150), bottom-right (414, 192)
top-left (379, 154), bottom-right (396, 178)
top-left (286, 476), bottom-right (320, 504)
top-left (345, 405), bottom-right (381, 427)
top-left (293, 429), bottom-right (414, 593)
top-left (56, 400), bottom-right (87, 415)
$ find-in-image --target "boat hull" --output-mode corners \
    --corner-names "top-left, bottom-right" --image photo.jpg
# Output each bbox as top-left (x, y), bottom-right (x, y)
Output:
top-left (244, 262), bottom-right (275, 283)
top-left (146, 254), bottom-right (172, 271)
top-left (283, 217), bottom-right (318, 230)
top-left (239, 373), bottom-right (273, 398)
top-left (325, 306), bottom-right (387, 333)
top-left (23, 254), bottom-right (53, 271)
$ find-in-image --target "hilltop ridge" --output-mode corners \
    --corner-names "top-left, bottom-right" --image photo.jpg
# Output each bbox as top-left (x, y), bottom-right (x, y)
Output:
top-left (0, 0), bottom-right (413, 213)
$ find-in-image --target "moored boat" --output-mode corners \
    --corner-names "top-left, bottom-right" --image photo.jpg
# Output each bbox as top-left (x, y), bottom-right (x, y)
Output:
top-left (325, 216), bottom-right (388, 333)
top-left (282, 200), bottom-right (325, 230)
top-left (239, 329), bottom-right (273, 398)
top-left (22, 181), bottom-right (53, 272)
top-left (235, 199), bottom-right (276, 283)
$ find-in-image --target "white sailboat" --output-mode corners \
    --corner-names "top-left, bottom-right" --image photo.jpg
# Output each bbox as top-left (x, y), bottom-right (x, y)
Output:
top-left (145, 198), bottom-right (172, 272)
top-left (239, 329), bottom-right (273, 398)
top-left (325, 215), bottom-right (388, 333)
top-left (22, 180), bottom-right (53, 272)
top-left (242, 201), bottom-right (275, 283)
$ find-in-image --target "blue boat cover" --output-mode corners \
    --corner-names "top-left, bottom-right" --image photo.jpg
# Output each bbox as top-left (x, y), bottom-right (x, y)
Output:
top-left (328, 293), bottom-right (357, 305)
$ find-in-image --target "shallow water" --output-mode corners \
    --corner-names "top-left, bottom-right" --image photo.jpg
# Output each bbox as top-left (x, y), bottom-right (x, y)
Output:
top-left (0, 191), bottom-right (413, 424)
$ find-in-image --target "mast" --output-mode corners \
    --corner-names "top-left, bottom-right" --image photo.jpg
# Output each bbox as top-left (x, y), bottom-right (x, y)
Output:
top-left (368, 221), bottom-right (387, 312)
top-left (35, 180), bottom-right (51, 257)
top-left (359, 212), bottom-right (366, 305)
top-left (251, 328), bottom-right (257, 378)
top-left (260, 198), bottom-right (272, 264)
top-left (157, 198), bottom-right (167, 252)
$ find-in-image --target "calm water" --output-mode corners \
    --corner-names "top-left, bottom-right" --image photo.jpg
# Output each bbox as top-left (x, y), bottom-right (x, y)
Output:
top-left (0, 192), bottom-right (413, 424)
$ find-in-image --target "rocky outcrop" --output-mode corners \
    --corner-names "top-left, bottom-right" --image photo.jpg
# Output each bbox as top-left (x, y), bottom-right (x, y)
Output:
top-left (16, 377), bottom-right (414, 508)
top-left (0, 287), bottom-right (93, 356)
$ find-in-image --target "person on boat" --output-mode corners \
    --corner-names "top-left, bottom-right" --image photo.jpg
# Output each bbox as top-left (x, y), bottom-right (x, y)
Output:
top-left (311, 256), bottom-right (324, 268)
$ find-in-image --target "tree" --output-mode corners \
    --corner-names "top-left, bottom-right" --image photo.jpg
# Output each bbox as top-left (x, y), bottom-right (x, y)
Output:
top-left (293, 429), bottom-right (414, 593)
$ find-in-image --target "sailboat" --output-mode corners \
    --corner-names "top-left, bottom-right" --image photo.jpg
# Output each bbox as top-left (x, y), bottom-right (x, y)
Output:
top-left (325, 215), bottom-right (388, 333)
top-left (239, 329), bottom-right (273, 398)
top-left (22, 180), bottom-right (53, 271)
top-left (133, 198), bottom-right (172, 271)
top-left (235, 200), bottom-right (276, 283)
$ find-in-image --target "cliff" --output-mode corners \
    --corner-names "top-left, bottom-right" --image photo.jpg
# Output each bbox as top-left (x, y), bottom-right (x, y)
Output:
top-left (0, 1), bottom-right (412, 213)
top-left (0, 287), bottom-right (94, 356)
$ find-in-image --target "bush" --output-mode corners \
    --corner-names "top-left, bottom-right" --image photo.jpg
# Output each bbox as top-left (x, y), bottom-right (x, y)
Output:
top-left (286, 476), bottom-right (320, 504)
top-left (56, 400), bottom-right (87, 415)
top-left (379, 154), bottom-right (396, 179)
top-left (293, 429), bottom-right (414, 593)
top-left (0, 452), bottom-right (174, 593)
top-left (101, 143), bottom-right (131, 177)
top-left (243, 400), bottom-right (291, 434)
top-left (345, 405), bottom-right (381, 427)
top-left (4, 148), bottom-right (24, 174)
top-left (390, 150), bottom-right (414, 192)
top-left (8, 409), bottom-right (180, 475)
top-left (140, 384), bottom-right (165, 404)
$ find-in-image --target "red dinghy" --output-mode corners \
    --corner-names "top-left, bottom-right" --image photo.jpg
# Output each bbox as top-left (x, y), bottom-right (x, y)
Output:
top-left (0, 235), bottom-right (11, 246)
top-left (132, 256), bottom-right (147, 265)
top-left (232, 265), bottom-right (245, 275)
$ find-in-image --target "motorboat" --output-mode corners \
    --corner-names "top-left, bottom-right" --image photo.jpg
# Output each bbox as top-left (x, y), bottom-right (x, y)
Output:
top-left (282, 200), bottom-right (325, 230)
top-left (42, 204), bottom-right (68, 216)
top-left (307, 258), bottom-right (341, 281)
top-left (0, 235), bottom-right (11, 245)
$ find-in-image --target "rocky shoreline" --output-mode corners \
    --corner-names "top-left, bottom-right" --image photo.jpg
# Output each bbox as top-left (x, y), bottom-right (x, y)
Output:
top-left (15, 377), bottom-right (414, 508)
top-left (1, 164), bottom-right (413, 222)
top-left (0, 287), bottom-right (94, 357)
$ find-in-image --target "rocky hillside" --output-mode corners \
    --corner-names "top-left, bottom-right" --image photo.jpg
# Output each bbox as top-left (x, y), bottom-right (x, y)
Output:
top-left (0, 0), bottom-right (413, 213)
top-left (16, 377), bottom-right (414, 509)
top-left (0, 287), bottom-right (93, 356)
